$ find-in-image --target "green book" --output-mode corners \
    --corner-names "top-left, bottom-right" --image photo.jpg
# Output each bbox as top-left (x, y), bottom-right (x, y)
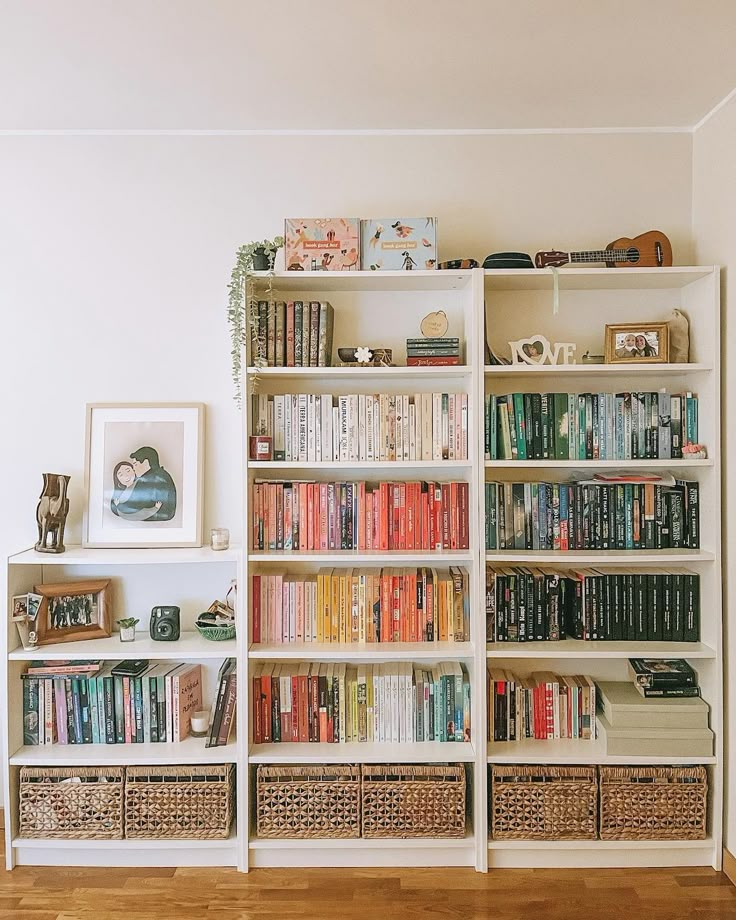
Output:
top-left (506, 396), bottom-right (518, 459)
top-left (317, 301), bottom-right (334, 367)
top-left (512, 393), bottom-right (527, 460)
top-left (553, 393), bottom-right (569, 460)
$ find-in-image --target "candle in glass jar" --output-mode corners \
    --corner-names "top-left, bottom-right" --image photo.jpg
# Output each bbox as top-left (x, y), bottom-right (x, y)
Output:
top-left (190, 710), bottom-right (209, 735)
top-left (210, 527), bottom-right (230, 551)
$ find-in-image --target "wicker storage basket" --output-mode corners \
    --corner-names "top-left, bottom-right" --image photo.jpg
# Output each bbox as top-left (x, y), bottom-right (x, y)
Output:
top-left (361, 764), bottom-right (466, 838)
top-left (491, 765), bottom-right (598, 840)
top-left (19, 765), bottom-right (124, 839)
top-left (256, 765), bottom-right (361, 838)
top-left (599, 765), bottom-right (708, 840)
top-left (125, 764), bottom-right (234, 839)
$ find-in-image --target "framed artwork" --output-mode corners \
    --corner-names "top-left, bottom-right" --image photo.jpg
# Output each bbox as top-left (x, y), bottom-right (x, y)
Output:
top-left (11, 593), bottom-right (42, 650)
top-left (34, 580), bottom-right (111, 646)
top-left (604, 323), bottom-right (669, 364)
top-left (83, 403), bottom-right (204, 548)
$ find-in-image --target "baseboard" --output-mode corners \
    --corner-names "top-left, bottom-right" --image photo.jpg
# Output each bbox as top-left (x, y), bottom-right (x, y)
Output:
top-left (723, 848), bottom-right (736, 884)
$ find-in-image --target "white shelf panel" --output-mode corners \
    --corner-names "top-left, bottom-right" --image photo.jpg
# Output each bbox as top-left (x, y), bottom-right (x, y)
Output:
top-left (485, 459), bottom-right (713, 469)
top-left (485, 550), bottom-right (714, 565)
top-left (9, 631), bottom-right (236, 661)
top-left (484, 363), bottom-right (711, 377)
top-left (249, 269), bottom-right (472, 292)
top-left (488, 838), bottom-right (713, 851)
top-left (250, 460), bottom-right (472, 471)
top-left (13, 833), bottom-right (236, 851)
top-left (10, 736), bottom-right (237, 766)
top-left (247, 366), bottom-right (470, 379)
top-left (486, 640), bottom-right (716, 659)
top-left (487, 737), bottom-right (716, 765)
top-left (249, 642), bottom-right (474, 661)
top-left (483, 266), bottom-right (714, 291)
top-left (250, 832), bottom-right (473, 850)
top-left (251, 550), bottom-right (474, 564)
top-left (249, 741), bottom-right (475, 764)
top-left (8, 545), bottom-right (240, 566)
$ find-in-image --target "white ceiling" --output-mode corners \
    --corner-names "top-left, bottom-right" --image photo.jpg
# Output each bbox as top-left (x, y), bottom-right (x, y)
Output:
top-left (2, 0), bottom-right (736, 131)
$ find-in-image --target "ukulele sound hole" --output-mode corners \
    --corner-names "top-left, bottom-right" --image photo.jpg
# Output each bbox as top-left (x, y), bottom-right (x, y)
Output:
top-left (626, 247), bottom-right (640, 264)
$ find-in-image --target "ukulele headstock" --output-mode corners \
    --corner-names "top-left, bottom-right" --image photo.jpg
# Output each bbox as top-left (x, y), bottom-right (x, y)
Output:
top-left (534, 250), bottom-right (570, 269)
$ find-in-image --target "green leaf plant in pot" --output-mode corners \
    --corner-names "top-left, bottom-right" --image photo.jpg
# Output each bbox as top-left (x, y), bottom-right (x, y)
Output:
top-left (227, 236), bottom-right (284, 405)
top-left (117, 617), bottom-right (140, 643)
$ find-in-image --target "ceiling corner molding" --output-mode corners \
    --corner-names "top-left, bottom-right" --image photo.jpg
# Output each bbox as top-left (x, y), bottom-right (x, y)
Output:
top-left (693, 84), bottom-right (736, 133)
top-left (0, 126), bottom-right (693, 137)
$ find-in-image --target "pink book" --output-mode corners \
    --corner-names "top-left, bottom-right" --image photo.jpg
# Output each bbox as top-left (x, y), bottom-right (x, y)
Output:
top-left (122, 677), bottom-right (132, 743)
top-left (54, 678), bottom-right (68, 744)
top-left (252, 575), bottom-right (261, 644)
top-left (274, 573), bottom-right (283, 643)
top-left (319, 483), bottom-right (329, 549)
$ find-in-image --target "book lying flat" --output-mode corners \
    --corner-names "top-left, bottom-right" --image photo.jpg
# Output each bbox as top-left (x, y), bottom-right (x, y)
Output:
top-left (597, 713), bottom-right (714, 757)
top-left (596, 681), bottom-right (709, 729)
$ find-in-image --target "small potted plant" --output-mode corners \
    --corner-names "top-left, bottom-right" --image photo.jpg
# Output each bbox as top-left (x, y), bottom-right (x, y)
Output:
top-left (117, 617), bottom-right (139, 642)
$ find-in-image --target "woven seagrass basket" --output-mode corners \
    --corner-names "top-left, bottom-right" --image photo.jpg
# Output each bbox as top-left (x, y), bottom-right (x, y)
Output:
top-left (19, 765), bottom-right (124, 839)
top-left (599, 765), bottom-right (707, 840)
top-left (361, 764), bottom-right (466, 838)
top-left (491, 765), bottom-right (598, 840)
top-left (125, 764), bottom-right (234, 839)
top-left (256, 765), bottom-right (361, 838)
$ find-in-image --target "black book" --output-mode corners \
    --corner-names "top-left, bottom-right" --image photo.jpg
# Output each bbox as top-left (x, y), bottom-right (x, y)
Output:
top-left (112, 660), bottom-right (150, 678)
top-left (628, 657), bottom-right (697, 687)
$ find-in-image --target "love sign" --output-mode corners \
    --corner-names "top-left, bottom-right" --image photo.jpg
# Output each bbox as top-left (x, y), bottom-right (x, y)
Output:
top-left (509, 334), bottom-right (577, 366)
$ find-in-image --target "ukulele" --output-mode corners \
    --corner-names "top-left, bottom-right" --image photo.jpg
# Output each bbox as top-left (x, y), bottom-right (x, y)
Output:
top-left (535, 230), bottom-right (672, 269)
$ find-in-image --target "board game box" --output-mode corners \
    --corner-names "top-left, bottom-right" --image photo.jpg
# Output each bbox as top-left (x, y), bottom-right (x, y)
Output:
top-left (285, 218), bottom-right (360, 271)
top-left (360, 218), bottom-right (437, 271)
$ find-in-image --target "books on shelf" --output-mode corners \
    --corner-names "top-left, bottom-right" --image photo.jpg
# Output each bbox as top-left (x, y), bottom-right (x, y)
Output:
top-left (248, 300), bottom-right (334, 367)
top-left (488, 670), bottom-right (596, 741)
top-left (251, 567), bottom-right (470, 644)
top-left (21, 660), bottom-right (214, 746)
top-left (484, 391), bottom-right (699, 461)
top-left (485, 476), bottom-right (700, 551)
top-left (628, 658), bottom-right (700, 696)
top-left (251, 391), bottom-right (469, 462)
top-left (251, 479), bottom-right (470, 551)
top-left (251, 661), bottom-right (470, 744)
top-left (406, 337), bottom-right (463, 367)
top-left (205, 659), bottom-right (237, 748)
top-left (486, 568), bottom-right (700, 642)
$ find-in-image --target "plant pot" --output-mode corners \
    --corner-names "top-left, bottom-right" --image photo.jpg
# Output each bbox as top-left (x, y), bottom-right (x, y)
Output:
top-left (251, 247), bottom-right (272, 271)
top-left (119, 627), bottom-right (136, 642)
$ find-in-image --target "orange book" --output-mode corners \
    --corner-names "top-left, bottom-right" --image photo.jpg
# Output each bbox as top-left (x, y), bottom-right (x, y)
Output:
top-left (173, 663), bottom-right (202, 741)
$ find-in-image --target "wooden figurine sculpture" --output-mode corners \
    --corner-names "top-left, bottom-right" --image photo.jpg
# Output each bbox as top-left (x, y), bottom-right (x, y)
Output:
top-left (35, 473), bottom-right (70, 554)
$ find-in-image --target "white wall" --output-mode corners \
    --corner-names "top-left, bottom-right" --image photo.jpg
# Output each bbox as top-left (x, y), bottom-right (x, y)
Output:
top-left (693, 100), bottom-right (736, 852)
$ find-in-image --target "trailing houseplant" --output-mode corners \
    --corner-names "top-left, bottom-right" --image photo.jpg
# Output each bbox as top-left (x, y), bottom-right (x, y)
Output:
top-left (227, 236), bottom-right (283, 405)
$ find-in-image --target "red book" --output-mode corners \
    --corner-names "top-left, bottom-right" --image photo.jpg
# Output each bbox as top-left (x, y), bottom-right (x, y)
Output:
top-left (291, 672), bottom-right (299, 742)
top-left (253, 674), bottom-right (263, 743)
top-left (252, 575), bottom-right (261, 644)
top-left (432, 483), bottom-right (443, 549)
top-left (398, 482), bottom-right (407, 550)
top-left (406, 483), bottom-right (415, 550)
top-left (441, 483), bottom-right (451, 549)
top-left (261, 671), bottom-right (272, 743)
top-left (406, 356), bottom-right (461, 366)
top-left (421, 484), bottom-right (430, 549)
top-left (297, 666), bottom-right (309, 742)
top-left (299, 484), bottom-right (308, 552)
top-left (458, 482), bottom-right (469, 550)
top-left (379, 483), bottom-right (389, 550)
top-left (319, 483), bottom-right (328, 549)
top-left (307, 483), bottom-right (315, 551)
top-left (409, 571), bottom-right (418, 642)
top-left (450, 482), bottom-right (458, 550)
top-left (310, 673), bottom-right (320, 742)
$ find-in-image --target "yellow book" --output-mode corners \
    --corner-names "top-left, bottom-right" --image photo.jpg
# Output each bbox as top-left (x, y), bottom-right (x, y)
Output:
top-left (330, 570), bottom-right (340, 644)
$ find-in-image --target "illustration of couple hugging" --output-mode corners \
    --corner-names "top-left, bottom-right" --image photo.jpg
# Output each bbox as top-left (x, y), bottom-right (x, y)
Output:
top-left (111, 446), bottom-right (177, 522)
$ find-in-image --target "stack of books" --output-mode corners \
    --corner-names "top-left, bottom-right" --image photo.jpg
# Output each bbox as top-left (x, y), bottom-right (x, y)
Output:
top-left (248, 300), bottom-right (334, 367)
top-left (596, 673), bottom-right (713, 757)
top-left (488, 670), bottom-right (596, 742)
top-left (628, 658), bottom-right (701, 697)
top-left (251, 661), bottom-right (471, 744)
top-left (406, 337), bottom-right (463, 367)
top-left (252, 567), bottom-right (470, 645)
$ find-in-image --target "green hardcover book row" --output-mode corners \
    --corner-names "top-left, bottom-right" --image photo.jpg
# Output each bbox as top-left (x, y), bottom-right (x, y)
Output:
top-left (249, 300), bottom-right (334, 367)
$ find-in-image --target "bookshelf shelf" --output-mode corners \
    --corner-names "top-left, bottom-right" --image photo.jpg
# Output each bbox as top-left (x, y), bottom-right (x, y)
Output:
top-left (251, 460), bottom-right (473, 471)
top-left (250, 832), bottom-right (474, 850)
top-left (249, 741), bottom-right (476, 764)
top-left (9, 632), bottom-right (237, 661)
top-left (249, 642), bottom-right (474, 661)
top-left (486, 640), bottom-right (717, 659)
top-left (482, 266), bottom-right (714, 291)
top-left (484, 459), bottom-right (713, 469)
top-left (10, 736), bottom-right (237, 766)
top-left (249, 551), bottom-right (474, 563)
top-left (484, 363), bottom-right (712, 377)
top-left (248, 366), bottom-right (470, 380)
top-left (8, 545), bottom-right (240, 566)
top-left (486, 737), bottom-right (717, 766)
top-left (485, 549), bottom-right (715, 564)
top-left (250, 268), bottom-right (473, 293)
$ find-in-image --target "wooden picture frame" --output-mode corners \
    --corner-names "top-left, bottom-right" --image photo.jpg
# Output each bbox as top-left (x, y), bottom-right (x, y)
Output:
top-left (33, 580), bottom-right (112, 646)
top-left (605, 322), bottom-right (669, 364)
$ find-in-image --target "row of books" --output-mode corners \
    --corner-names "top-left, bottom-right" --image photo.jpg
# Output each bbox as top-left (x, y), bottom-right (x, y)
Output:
top-left (406, 336), bottom-right (463, 367)
top-left (248, 300), bottom-right (334, 367)
top-left (251, 567), bottom-right (470, 645)
top-left (484, 391), bottom-right (699, 461)
top-left (485, 476), bottom-right (699, 551)
top-left (251, 661), bottom-right (471, 744)
top-left (485, 568), bottom-right (700, 643)
top-left (21, 659), bottom-right (231, 748)
top-left (252, 480), bottom-right (470, 551)
top-left (251, 392), bottom-right (469, 463)
top-left (488, 670), bottom-right (597, 742)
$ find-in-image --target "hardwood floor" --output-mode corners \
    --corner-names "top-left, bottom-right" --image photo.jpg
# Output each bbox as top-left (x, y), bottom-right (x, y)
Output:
top-left (0, 838), bottom-right (734, 919)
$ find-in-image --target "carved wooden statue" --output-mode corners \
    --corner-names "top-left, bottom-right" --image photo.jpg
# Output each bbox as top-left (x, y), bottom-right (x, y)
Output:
top-left (35, 473), bottom-right (70, 554)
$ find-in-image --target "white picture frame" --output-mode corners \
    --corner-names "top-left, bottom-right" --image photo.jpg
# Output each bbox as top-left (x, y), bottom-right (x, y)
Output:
top-left (83, 403), bottom-right (204, 548)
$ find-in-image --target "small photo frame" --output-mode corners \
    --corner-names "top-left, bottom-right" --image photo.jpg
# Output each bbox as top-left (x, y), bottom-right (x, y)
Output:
top-left (11, 593), bottom-right (43, 650)
top-left (33, 580), bottom-right (112, 646)
top-left (605, 322), bottom-right (669, 364)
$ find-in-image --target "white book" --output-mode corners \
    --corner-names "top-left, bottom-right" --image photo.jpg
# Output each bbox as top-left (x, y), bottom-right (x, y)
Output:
top-left (322, 395), bottom-right (333, 461)
top-left (406, 661), bottom-right (414, 743)
top-left (373, 396), bottom-right (381, 463)
top-left (366, 395), bottom-right (375, 461)
top-left (307, 394), bottom-right (316, 462)
top-left (409, 401), bottom-right (416, 461)
top-left (273, 395), bottom-right (286, 461)
top-left (298, 394), bottom-right (308, 461)
top-left (378, 664), bottom-right (386, 743)
top-left (332, 406), bottom-right (340, 461)
top-left (310, 578), bottom-right (318, 641)
top-left (395, 395), bottom-right (403, 461)
top-left (338, 395), bottom-right (349, 461)
top-left (432, 393), bottom-right (442, 460)
top-left (291, 395), bottom-right (299, 461)
top-left (422, 393), bottom-right (433, 459)
top-left (460, 393), bottom-right (468, 460)
top-left (358, 393), bottom-right (367, 461)
top-left (391, 664), bottom-right (400, 744)
top-left (414, 393), bottom-right (422, 460)
top-left (378, 394), bottom-right (387, 461)
top-left (448, 393), bottom-right (456, 460)
top-left (337, 663), bottom-right (347, 743)
top-left (284, 395), bottom-right (292, 461)
top-left (288, 580), bottom-right (297, 643)
top-left (373, 665), bottom-right (380, 742)
top-left (402, 395), bottom-right (410, 460)
top-left (274, 573), bottom-right (283, 644)
top-left (314, 395), bottom-right (322, 461)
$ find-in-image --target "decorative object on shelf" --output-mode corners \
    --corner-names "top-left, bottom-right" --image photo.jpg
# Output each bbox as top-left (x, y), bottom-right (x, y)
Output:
top-left (189, 709), bottom-right (210, 737)
top-left (534, 229), bottom-right (673, 268)
top-left (285, 218), bottom-right (360, 272)
top-left (482, 251), bottom-right (534, 269)
top-left (34, 473), bottom-right (70, 554)
top-left (419, 309), bottom-right (449, 338)
top-left (604, 322), bottom-right (669, 364)
top-left (195, 598), bottom-right (236, 641)
top-left (509, 334), bottom-right (576, 365)
top-left (360, 217), bottom-right (437, 271)
top-left (581, 350), bottom-right (605, 364)
top-left (210, 526), bottom-right (230, 550)
top-left (117, 617), bottom-right (139, 642)
top-left (668, 307), bottom-right (690, 362)
top-left (227, 235), bottom-right (284, 404)
top-left (683, 443), bottom-right (707, 460)
top-left (33, 579), bottom-right (112, 646)
top-left (249, 435), bottom-right (273, 460)
top-left (438, 258), bottom-right (479, 270)
top-left (11, 593), bottom-right (41, 650)
top-left (84, 403), bottom-right (204, 548)
top-left (337, 347), bottom-right (393, 367)
top-left (149, 605), bottom-right (181, 642)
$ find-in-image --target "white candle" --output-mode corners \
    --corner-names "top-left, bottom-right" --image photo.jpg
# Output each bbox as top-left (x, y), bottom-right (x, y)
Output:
top-left (190, 710), bottom-right (209, 734)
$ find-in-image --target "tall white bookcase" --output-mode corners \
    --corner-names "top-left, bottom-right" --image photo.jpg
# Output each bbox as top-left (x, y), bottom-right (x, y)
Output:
top-left (3, 265), bottom-right (721, 873)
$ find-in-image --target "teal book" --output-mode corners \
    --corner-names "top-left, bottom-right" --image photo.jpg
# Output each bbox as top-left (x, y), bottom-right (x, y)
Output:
top-left (512, 393), bottom-right (527, 459)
